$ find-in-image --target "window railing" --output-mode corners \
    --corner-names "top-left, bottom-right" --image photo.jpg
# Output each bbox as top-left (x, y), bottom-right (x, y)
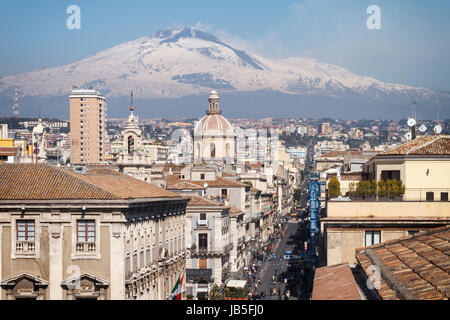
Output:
top-left (16, 241), bottom-right (35, 254)
top-left (329, 188), bottom-right (450, 202)
top-left (76, 242), bottom-right (96, 253)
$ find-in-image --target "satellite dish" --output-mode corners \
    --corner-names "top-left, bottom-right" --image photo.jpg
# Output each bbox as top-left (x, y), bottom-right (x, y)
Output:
top-left (419, 124), bottom-right (427, 133)
top-left (405, 132), bottom-right (412, 141)
top-left (203, 183), bottom-right (208, 188)
top-left (407, 118), bottom-right (416, 127)
top-left (434, 125), bottom-right (442, 134)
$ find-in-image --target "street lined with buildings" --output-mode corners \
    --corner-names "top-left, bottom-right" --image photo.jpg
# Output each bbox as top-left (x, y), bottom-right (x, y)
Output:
top-left (0, 87), bottom-right (448, 301)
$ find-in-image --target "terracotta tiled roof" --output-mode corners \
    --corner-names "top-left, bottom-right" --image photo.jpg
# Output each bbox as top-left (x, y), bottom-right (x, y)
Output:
top-left (0, 163), bottom-right (118, 200)
top-left (189, 177), bottom-right (248, 188)
top-left (355, 226), bottom-right (450, 300)
top-left (380, 135), bottom-right (450, 156)
top-left (0, 163), bottom-right (181, 200)
top-left (312, 263), bottom-right (362, 300)
top-left (229, 206), bottom-right (243, 215)
top-left (184, 194), bottom-right (224, 207)
top-left (166, 180), bottom-right (205, 190)
top-left (319, 150), bottom-right (378, 159)
top-left (77, 173), bottom-right (181, 199)
top-left (167, 175), bottom-right (248, 188)
top-left (85, 168), bottom-right (123, 176)
top-left (166, 174), bottom-right (181, 186)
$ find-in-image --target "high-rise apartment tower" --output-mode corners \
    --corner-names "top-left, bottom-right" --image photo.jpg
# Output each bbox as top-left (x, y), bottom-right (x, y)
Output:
top-left (70, 89), bottom-right (106, 164)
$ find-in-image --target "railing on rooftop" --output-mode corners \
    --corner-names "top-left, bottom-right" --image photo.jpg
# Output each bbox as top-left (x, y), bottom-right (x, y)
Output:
top-left (328, 188), bottom-right (450, 202)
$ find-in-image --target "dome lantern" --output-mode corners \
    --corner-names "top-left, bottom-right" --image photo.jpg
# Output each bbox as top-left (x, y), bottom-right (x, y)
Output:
top-left (207, 89), bottom-right (221, 115)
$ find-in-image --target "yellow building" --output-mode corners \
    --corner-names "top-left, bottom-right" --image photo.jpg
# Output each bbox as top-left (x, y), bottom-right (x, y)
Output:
top-left (322, 135), bottom-right (450, 266)
top-left (362, 135), bottom-right (450, 201)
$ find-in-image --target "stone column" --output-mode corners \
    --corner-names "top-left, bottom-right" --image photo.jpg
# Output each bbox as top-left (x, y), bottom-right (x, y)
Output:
top-left (111, 223), bottom-right (125, 299)
top-left (49, 223), bottom-right (62, 300)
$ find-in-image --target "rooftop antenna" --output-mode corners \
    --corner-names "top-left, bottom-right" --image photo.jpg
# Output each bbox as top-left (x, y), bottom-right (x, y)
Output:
top-left (411, 100), bottom-right (417, 120)
top-left (434, 94), bottom-right (442, 135)
top-left (436, 94), bottom-right (440, 122)
top-left (13, 88), bottom-right (19, 119)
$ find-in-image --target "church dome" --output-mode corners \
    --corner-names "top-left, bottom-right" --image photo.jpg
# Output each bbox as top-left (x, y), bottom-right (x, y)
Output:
top-left (194, 90), bottom-right (234, 137)
top-left (194, 114), bottom-right (233, 136)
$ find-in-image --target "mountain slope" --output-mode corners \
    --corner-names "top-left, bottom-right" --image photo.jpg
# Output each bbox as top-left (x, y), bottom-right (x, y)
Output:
top-left (0, 27), bottom-right (447, 119)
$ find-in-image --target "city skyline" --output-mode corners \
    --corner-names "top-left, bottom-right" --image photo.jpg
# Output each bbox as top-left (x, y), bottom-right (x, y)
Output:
top-left (1, 1), bottom-right (449, 92)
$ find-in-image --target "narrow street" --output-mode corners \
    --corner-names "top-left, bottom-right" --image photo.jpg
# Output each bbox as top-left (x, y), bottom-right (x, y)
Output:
top-left (239, 142), bottom-right (317, 301)
top-left (257, 222), bottom-right (298, 300)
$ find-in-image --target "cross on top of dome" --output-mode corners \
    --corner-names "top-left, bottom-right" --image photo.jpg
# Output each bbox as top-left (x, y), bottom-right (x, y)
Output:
top-left (207, 89), bottom-right (222, 115)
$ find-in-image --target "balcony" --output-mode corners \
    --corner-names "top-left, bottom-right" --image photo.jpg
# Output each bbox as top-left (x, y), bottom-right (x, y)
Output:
top-left (16, 241), bottom-right (35, 254)
top-left (190, 247), bottom-right (230, 257)
top-left (186, 268), bottom-right (213, 282)
top-left (197, 220), bottom-right (208, 227)
top-left (76, 242), bottom-right (96, 254)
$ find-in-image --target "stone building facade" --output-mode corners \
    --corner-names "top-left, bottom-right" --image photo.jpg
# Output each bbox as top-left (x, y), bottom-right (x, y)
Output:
top-left (0, 163), bottom-right (188, 300)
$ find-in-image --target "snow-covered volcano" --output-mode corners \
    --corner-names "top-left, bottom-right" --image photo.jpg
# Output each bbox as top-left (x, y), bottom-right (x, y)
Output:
top-left (0, 26), bottom-right (447, 119)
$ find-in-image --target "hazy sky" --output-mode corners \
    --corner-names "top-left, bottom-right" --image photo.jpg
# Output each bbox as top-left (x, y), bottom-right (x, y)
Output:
top-left (1, 0), bottom-right (449, 91)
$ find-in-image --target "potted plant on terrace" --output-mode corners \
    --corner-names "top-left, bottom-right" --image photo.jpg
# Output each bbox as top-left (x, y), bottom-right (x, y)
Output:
top-left (328, 177), bottom-right (341, 199)
top-left (391, 179), bottom-right (405, 201)
top-left (386, 179), bottom-right (395, 199)
top-left (364, 180), bottom-right (377, 201)
top-left (348, 182), bottom-right (361, 200)
top-left (377, 180), bottom-right (388, 201)
top-left (356, 181), bottom-right (371, 200)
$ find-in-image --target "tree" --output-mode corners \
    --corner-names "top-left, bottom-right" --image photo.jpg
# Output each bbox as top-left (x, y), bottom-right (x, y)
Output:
top-left (209, 284), bottom-right (223, 300)
top-left (328, 177), bottom-right (340, 198)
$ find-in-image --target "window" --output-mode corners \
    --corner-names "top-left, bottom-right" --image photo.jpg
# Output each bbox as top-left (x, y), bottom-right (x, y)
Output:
top-left (441, 192), bottom-right (448, 201)
top-left (17, 220), bottom-right (35, 241)
top-left (221, 189), bottom-right (228, 198)
top-left (77, 220), bottom-right (95, 242)
top-left (426, 192), bottom-right (434, 201)
top-left (365, 230), bottom-right (381, 246)
top-left (200, 174), bottom-right (205, 180)
top-left (380, 170), bottom-right (400, 181)
top-left (210, 143), bottom-right (216, 158)
top-left (200, 213), bottom-right (206, 220)
top-left (198, 233), bottom-right (208, 250)
top-left (408, 230), bottom-right (420, 236)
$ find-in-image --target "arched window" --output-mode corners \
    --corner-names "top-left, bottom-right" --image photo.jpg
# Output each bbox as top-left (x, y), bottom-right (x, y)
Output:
top-left (210, 143), bottom-right (216, 159)
top-left (127, 136), bottom-right (135, 154)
